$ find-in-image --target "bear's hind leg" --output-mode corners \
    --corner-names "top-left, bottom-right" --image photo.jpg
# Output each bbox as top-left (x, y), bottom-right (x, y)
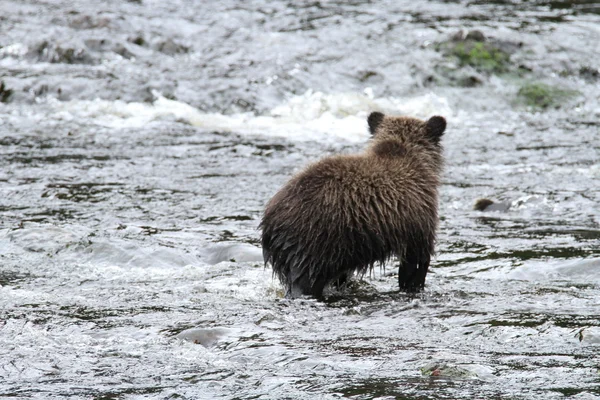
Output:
top-left (398, 249), bottom-right (430, 292)
top-left (398, 250), bottom-right (419, 292)
top-left (333, 272), bottom-right (349, 289)
top-left (289, 272), bottom-right (327, 299)
top-left (413, 252), bottom-right (430, 289)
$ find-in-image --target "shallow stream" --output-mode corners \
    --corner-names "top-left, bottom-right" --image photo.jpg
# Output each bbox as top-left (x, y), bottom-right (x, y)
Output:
top-left (1, 1), bottom-right (599, 398)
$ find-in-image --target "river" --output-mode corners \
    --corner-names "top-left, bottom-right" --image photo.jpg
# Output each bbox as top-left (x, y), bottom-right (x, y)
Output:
top-left (1, 1), bottom-right (599, 399)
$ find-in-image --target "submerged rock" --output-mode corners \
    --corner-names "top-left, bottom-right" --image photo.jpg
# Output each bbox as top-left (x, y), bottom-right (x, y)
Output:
top-left (68, 14), bottom-right (111, 30)
top-left (202, 243), bottom-right (264, 265)
top-left (153, 38), bottom-right (189, 56)
top-left (30, 40), bottom-right (96, 65)
top-left (434, 29), bottom-right (526, 86)
top-left (465, 30), bottom-right (486, 42)
top-left (517, 82), bottom-right (579, 109)
top-left (0, 81), bottom-right (13, 103)
top-left (439, 30), bottom-right (512, 74)
top-left (450, 41), bottom-right (510, 73)
top-left (474, 198), bottom-right (511, 212)
top-left (579, 66), bottom-right (600, 82)
top-left (176, 327), bottom-right (233, 347)
top-left (421, 363), bottom-right (478, 379)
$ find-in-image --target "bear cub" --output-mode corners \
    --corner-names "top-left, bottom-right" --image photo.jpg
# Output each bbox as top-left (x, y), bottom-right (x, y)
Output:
top-left (260, 112), bottom-right (446, 298)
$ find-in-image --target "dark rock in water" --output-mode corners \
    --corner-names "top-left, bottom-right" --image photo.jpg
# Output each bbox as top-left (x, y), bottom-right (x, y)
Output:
top-left (460, 74), bottom-right (484, 87)
top-left (465, 30), bottom-right (486, 42)
top-left (0, 81), bottom-right (13, 103)
top-left (474, 198), bottom-right (493, 211)
top-left (129, 36), bottom-right (146, 46)
top-left (357, 70), bottom-right (382, 83)
top-left (579, 66), bottom-right (599, 82)
top-left (474, 198), bottom-right (510, 212)
top-left (450, 30), bottom-right (466, 42)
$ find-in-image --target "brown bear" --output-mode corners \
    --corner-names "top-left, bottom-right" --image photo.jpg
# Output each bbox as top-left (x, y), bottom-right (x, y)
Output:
top-left (260, 112), bottom-right (446, 298)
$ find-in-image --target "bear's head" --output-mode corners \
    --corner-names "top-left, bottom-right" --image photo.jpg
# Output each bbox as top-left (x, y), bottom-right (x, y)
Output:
top-left (367, 111), bottom-right (446, 167)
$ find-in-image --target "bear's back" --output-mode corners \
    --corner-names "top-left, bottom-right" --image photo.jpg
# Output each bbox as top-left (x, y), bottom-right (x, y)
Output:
top-left (275, 152), bottom-right (437, 216)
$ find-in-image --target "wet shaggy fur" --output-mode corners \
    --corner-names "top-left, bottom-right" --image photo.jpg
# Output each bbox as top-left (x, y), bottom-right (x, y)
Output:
top-left (260, 112), bottom-right (446, 298)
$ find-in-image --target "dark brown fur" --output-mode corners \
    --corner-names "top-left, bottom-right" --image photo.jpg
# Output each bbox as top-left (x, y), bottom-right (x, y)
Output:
top-left (260, 112), bottom-right (446, 298)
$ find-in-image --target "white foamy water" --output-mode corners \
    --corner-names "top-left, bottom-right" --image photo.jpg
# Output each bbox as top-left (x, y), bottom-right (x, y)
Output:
top-left (49, 89), bottom-right (452, 142)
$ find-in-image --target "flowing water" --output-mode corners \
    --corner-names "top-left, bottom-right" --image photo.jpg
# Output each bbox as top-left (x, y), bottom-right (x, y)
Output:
top-left (1, 1), bottom-right (599, 399)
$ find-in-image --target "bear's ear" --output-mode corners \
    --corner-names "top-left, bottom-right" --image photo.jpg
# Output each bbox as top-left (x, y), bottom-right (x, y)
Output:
top-left (425, 116), bottom-right (446, 141)
top-left (368, 111), bottom-right (385, 136)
